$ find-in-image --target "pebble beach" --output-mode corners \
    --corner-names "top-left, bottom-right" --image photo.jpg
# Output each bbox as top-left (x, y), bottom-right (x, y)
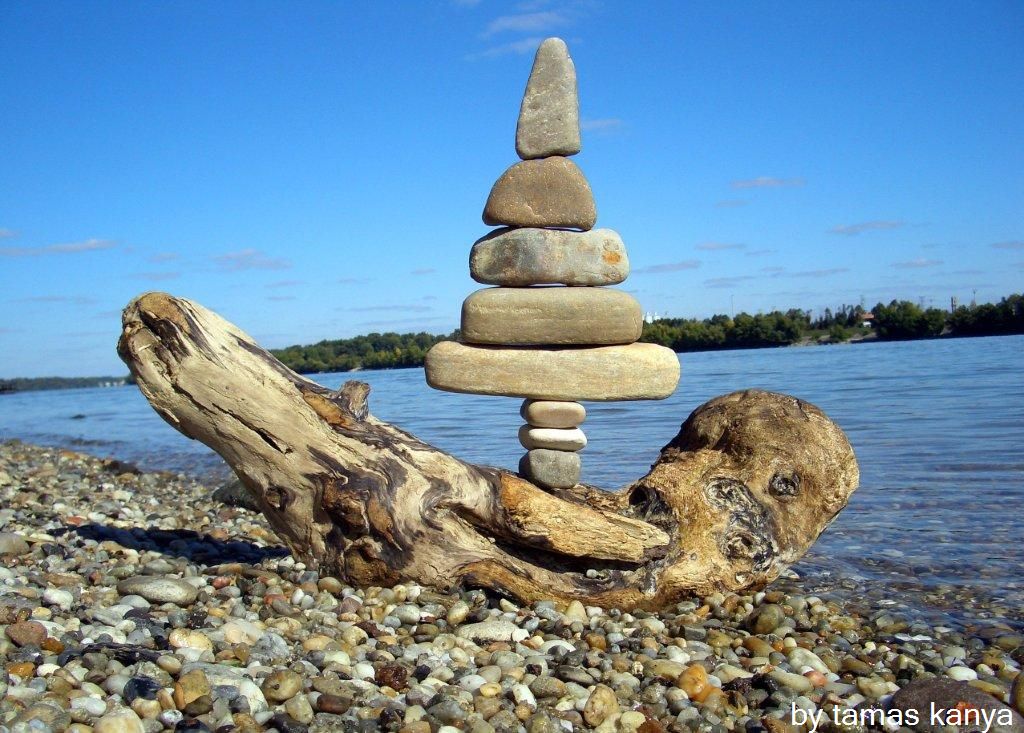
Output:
top-left (2, 440), bottom-right (1023, 733)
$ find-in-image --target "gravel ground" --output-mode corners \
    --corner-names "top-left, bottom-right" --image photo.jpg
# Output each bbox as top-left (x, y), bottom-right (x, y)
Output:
top-left (1, 440), bottom-right (1023, 733)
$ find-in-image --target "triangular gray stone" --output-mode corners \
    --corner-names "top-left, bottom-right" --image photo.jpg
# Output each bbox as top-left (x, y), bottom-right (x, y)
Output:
top-left (516, 37), bottom-right (580, 160)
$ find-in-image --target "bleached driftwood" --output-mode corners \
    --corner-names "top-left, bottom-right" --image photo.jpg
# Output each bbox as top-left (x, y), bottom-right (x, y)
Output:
top-left (118, 292), bottom-right (858, 610)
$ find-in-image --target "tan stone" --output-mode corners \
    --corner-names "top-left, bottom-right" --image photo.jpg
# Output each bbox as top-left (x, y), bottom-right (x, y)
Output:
top-left (518, 425), bottom-right (587, 451)
top-left (424, 341), bottom-right (680, 401)
top-left (482, 157), bottom-right (596, 230)
top-left (520, 400), bottom-right (585, 428)
top-left (516, 37), bottom-right (580, 159)
top-left (470, 227), bottom-right (629, 287)
top-left (461, 287), bottom-right (641, 346)
top-left (173, 669), bottom-right (210, 709)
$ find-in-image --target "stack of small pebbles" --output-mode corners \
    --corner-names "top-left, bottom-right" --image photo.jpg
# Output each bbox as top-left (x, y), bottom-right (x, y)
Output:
top-left (426, 37), bottom-right (679, 489)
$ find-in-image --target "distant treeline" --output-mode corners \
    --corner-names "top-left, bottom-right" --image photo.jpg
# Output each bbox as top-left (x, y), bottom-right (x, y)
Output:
top-left (0, 376), bottom-right (128, 393)
top-left (265, 293), bottom-right (1024, 374)
top-left (640, 293), bottom-right (1024, 351)
top-left (271, 331), bottom-right (454, 373)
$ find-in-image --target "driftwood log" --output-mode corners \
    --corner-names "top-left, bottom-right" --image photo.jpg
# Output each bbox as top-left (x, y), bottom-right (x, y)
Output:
top-left (118, 292), bottom-right (859, 610)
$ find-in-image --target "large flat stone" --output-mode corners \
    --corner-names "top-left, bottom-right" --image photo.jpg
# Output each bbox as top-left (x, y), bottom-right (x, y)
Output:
top-left (470, 228), bottom-right (628, 287)
top-left (482, 157), bottom-right (596, 231)
top-left (518, 425), bottom-right (587, 451)
top-left (461, 287), bottom-right (642, 346)
top-left (519, 449), bottom-right (581, 489)
top-left (516, 37), bottom-right (580, 160)
top-left (521, 400), bottom-right (585, 428)
top-left (424, 342), bottom-right (680, 401)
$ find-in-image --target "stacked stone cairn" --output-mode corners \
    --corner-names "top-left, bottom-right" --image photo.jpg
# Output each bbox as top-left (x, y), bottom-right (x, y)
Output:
top-left (425, 37), bottom-right (680, 489)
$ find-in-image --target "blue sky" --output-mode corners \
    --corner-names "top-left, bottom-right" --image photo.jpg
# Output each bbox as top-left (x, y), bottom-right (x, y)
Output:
top-left (1, 1), bottom-right (1022, 377)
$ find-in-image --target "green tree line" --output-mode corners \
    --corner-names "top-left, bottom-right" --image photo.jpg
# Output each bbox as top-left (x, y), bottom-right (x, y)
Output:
top-left (270, 331), bottom-right (454, 373)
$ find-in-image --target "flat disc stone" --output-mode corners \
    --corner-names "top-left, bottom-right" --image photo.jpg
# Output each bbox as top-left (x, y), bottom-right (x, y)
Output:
top-left (516, 37), bottom-right (580, 160)
top-left (482, 157), bottom-right (596, 231)
top-left (461, 287), bottom-right (642, 346)
top-left (519, 449), bottom-right (581, 489)
top-left (470, 228), bottom-right (628, 287)
top-left (521, 399), bottom-right (585, 428)
top-left (424, 341), bottom-right (680, 401)
top-left (518, 425), bottom-right (587, 451)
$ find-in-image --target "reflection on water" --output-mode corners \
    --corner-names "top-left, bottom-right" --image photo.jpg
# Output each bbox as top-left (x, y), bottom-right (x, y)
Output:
top-left (2, 334), bottom-right (1022, 627)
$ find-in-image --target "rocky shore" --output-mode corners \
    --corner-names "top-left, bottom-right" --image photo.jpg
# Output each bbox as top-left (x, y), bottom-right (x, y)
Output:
top-left (2, 440), bottom-right (1022, 733)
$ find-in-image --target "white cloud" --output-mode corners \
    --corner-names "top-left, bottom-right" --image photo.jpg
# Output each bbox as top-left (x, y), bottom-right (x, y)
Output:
top-left (704, 276), bottom-right (755, 288)
top-left (482, 11), bottom-right (566, 36)
top-left (16, 295), bottom-right (97, 305)
top-left (213, 248), bottom-right (290, 272)
top-left (633, 260), bottom-right (701, 274)
top-left (131, 271), bottom-right (181, 282)
top-left (266, 279), bottom-right (304, 288)
top-left (468, 36), bottom-right (546, 59)
top-left (893, 258), bottom-right (942, 269)
top-left (696, 242), bottom-right (744, 251)
top-left (149, 252), bottom-right (180, 262)
top-left (0, 238), bottom-right (116, 257)
top-left (581, 118), bottom-right (623, 132)
top-left (731, 177), bottom-right (804, 189)
top-left (992, 240), bottom-right (1024, 250)
top-left (829, 220), bottom-right (905, 236)
top-left (789, 267), bottom-right (849, 277)
top-left (346, 304), bottom-right (433, 313)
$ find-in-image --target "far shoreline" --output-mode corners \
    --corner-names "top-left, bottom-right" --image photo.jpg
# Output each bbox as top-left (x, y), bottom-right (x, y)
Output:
top-left (3, 328), bottom-right (1023, 391)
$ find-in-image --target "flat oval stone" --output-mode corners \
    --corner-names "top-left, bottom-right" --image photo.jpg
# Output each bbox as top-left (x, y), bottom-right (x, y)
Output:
top-left (116, 576), bottom-right (198, 606)
top-left (461, 287), bottom-right (642, 346)
top-left (519, 449), bottom-right (581, 489)
top-left (518, 426), bottom-right (587, 451)
top-left (483, 157), bottom-right (596, 230)
top-left (424, 341), bottom-right (680, 401)
top-left (516, 37), bottom-right (580, 159)
top-left (521, 400), bottom-right (585, 428)
top-left (471, 228), bottom-right (628, 287)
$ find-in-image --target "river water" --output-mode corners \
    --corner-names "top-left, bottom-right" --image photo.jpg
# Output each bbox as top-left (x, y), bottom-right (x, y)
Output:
top-left (2, 335), bottom-right (1022, 629)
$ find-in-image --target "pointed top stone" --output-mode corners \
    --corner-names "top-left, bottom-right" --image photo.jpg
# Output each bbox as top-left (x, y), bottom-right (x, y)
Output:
top-left (516, 37), bottom-right (581, 160)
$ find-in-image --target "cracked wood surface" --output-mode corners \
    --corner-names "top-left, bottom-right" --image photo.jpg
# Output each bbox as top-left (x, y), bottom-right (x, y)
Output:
top-left (118, 292), bottom-right (859, 609)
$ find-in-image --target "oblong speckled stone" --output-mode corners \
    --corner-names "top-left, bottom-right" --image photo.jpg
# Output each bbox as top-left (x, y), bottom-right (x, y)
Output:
top-left (521, 400), bottom-right (585, 428)
top-left (460, 287), bottom-right (642, 346)
top-left (470, 228), bottom-right (628, 287)
top-left (424, 342), bottom-right (680, 401)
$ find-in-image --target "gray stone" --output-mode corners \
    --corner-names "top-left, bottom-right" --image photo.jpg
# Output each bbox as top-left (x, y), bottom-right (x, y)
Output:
top-left (470, 227), bottom-right (629, 287)
top-left (519, 449), bottom-right (580, 489)
top-left (521, 399), bottom-right (585, 428)
top-left (518, 425), bottom-right (586, 451)
top-left (116, 576), bottom-right (198, 606)
top-left (482, 157), bottom-right (596, 230)
top-left (425, 341), bottom-right (680, 401)
top-left (460, 287), bottom-right (642, 346)
top-left (455, 619), bottom-right (528, 644)
top-left (516, 37), bottom-right (580, 160)
top-left (0, 531), bottom-right (30, 557)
